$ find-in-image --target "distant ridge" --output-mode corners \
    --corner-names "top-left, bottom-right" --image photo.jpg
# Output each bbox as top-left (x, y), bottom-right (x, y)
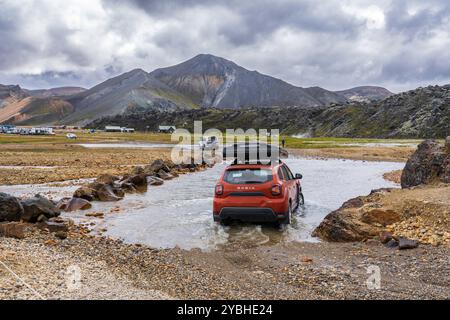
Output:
top-left (336, 86), bottom-right (393, 102)
top-left (0, 54), bottom-right (393, 126)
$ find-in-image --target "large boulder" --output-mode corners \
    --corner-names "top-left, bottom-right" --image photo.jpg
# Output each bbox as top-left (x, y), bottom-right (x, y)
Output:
top-left (147, 176), bottom-right (164, 186)
top-left (57, 197), bottom-right (92, 212)
top-left (0, 193), bottom-right (24, 222)
top-left (312, 190), bottom-right (398, 242)
top-left (123, 174), bottom-right (147, 188)
top-left (143, 159), bottom-right (170, 176)
top-left (73, 186), bottom-right (97, 201)
top-left (0, 222), bottom-right (30, 239)
top-left (20, 194), bottom-right (61, 222)
top-left (96, 174), bottom-right (120, 185)
top-left (312, 207), bottom-right (381, 242)
top-left (96, 184), bottom-right (123, 202)
top-left (74, 181), bottom-right (124, 201)
top-left (119, 182), bottom-right (137, 193)
top-left (401, 140), bottom-right (450, 188)
top-left (120, 174), bottom-right (148, 193)
top-left (156, 169), bottom-right (174, 180)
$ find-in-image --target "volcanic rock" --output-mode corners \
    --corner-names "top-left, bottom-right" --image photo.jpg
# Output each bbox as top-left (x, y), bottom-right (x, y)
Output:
top-left (20, 194), bottom-right (61, 222)
top-left (0, 192), bottom-right (24, 222)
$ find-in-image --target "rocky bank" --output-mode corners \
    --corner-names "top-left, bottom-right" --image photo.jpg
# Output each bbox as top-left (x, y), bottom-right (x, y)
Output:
top-left (1, 158), bottom-right (210, 240)
top-left (313, 139), bottom-right (450, 247)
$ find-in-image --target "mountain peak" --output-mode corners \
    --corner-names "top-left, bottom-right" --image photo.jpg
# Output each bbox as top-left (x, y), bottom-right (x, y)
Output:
top-left (190, 53), bottom-right (234, 64)
top-left (126, 68), bottom-right (148, 76)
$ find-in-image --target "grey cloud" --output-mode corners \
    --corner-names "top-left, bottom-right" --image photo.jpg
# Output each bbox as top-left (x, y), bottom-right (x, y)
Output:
top-left (0, 0), bottom-right (449, 92)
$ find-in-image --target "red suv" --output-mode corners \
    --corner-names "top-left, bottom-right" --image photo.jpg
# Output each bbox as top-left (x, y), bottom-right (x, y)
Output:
top-left (213, 162), bottom-right (304, 225)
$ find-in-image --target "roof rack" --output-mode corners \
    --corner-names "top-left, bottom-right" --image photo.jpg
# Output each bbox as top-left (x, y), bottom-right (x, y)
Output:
top-left (223, 142), bottom-right (288, 163)
top-left (230, 158), bottom-right (282, 166)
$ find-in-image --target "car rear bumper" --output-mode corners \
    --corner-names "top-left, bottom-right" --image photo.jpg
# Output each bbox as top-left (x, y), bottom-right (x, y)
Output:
top-left (215, 207), bottom-right (286, 223)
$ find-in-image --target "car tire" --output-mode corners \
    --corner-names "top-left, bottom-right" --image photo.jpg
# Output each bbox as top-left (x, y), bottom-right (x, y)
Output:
top-left (298, 192), bottom-right (305, 206)
top-left (281, 202), bottom-right (292, 225)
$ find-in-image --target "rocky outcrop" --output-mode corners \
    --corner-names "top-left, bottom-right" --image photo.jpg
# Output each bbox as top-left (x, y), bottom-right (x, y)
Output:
top-left (401, 139), bottom-right (450, 188)
top-left (0, 192), bottom-right (24, 222)
top-left (312, 190), bottom-right (400, 242)
top-left (314, 142), bottom-right (450, 245)
top-left (20, 194), bottom-right (61, 222)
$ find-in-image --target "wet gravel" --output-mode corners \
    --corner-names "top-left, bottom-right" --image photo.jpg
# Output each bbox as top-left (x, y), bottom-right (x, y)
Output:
top-left (1, 226), bottom-right (448, 300)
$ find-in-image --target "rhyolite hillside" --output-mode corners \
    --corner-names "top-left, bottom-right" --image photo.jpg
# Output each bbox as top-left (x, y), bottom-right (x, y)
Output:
top-left (88, 85), bottom-right (450, 139)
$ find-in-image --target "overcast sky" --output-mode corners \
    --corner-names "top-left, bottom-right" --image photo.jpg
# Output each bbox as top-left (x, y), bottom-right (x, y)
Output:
top-left (1, 0), bottom-right (449, 92)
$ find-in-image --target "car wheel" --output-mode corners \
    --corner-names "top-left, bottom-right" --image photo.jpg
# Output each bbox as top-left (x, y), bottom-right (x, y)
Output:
top-left (282, 202), bottom-right (293, 225)
top-left (298, 192), bottom-right (305, 206)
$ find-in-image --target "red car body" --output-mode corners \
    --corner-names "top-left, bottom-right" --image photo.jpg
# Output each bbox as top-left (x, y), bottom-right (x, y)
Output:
top-left (213, 162), bottom-right (303, 225)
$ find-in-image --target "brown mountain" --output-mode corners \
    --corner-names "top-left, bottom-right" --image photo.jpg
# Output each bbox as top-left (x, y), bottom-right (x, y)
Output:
top-left (0, 55), bottom-right (394, 126)
top-left (26, 86), bottom-right (86, 98)
top-left (150, 54), bottom-right (346, 108)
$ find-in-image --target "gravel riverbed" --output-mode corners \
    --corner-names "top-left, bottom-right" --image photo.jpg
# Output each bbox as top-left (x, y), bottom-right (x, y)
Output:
top-left (1, 225), bottom-right (448, 300)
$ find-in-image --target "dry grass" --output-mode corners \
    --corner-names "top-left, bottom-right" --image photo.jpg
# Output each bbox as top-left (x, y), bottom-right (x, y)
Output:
top-left (0, 144), bottom-right (171, 185)
top-left (288, 146), bottom-right (414, 162)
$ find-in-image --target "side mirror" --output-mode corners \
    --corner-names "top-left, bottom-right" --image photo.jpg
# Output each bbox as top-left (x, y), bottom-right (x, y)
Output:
top-left (295, 173), bottom-right (303, 180)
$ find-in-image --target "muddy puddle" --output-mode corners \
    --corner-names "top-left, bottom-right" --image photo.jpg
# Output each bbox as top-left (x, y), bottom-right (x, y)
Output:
top-left (0, 157), bottom-right (404, 251)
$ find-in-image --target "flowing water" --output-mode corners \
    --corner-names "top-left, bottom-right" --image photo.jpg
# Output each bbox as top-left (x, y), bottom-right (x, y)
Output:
top-left (0, 157), bottom-right (404, 251)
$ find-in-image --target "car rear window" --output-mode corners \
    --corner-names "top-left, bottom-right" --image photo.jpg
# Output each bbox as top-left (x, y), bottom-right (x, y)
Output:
top-left (224, 168), bottom-right (273, 184)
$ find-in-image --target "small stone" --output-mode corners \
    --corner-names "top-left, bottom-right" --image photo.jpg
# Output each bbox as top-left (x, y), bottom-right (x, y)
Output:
top-left (55, 231), bottom-right (68, 240)
top-left (44, 239), bottom-right (58, 246)
top-left (37, 220), bottom-right (69, 233)
top-left (86, 212), bottom-right (104, 218)
top-left (384, 239), bottom-right (399, 248)
top-left (398, 237), bottom-right (419, 250)
top-left (379, 231), bottom-right (393, 244)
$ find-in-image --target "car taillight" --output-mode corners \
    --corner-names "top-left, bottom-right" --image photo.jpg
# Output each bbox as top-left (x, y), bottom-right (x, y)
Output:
top-left (271, 184), bottom-right (282, 196)
top-left (215, 184), bottom-right (223, 195)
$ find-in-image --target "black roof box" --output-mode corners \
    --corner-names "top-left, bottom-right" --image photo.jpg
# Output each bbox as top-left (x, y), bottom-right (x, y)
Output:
top-left (222, 143), bottom-right (288, 164)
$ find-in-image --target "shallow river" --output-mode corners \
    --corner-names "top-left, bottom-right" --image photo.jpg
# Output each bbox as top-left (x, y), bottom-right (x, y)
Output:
top-left (1, 157), bottom-right (403, 250)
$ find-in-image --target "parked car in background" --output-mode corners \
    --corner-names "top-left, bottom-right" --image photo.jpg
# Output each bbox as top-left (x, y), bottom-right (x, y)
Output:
top-left (199, 136), bottom-right (219, 150)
